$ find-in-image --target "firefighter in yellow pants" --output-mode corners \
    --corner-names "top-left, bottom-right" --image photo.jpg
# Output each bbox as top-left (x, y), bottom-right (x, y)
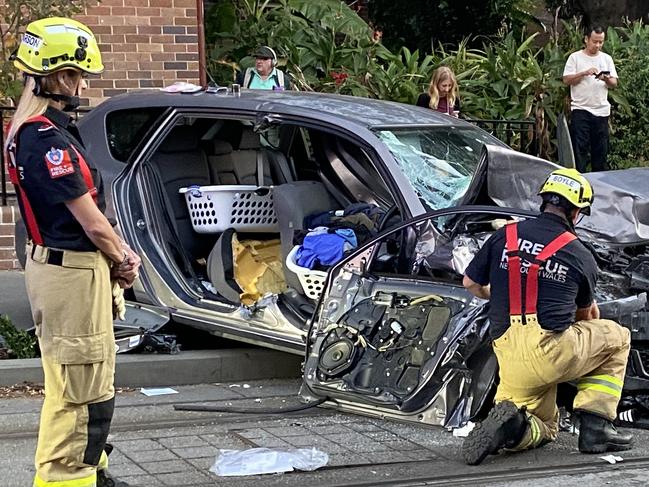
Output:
top-left (461, 168), bottom-right (632, 465)
top-left (7, 18), bottom-right (141, 486)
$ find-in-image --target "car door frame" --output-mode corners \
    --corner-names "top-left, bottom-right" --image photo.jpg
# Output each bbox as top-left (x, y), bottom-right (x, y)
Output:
top-left (301, 205), bottom-right (537, 426)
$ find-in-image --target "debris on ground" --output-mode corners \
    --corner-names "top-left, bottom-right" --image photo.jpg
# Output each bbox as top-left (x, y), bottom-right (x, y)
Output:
top-left (138, 331), bottom-right (180, 354)
top-left (210, 447), bottom-right (328, 476)
top-left (140, 387), bottom-right (179, 397)
top-left (0, 382), bottom-right (44, 398)
top-left (600, 454), bottom-right (624, 464)
top-left (452, 421), bottom-right (475, 437)
top-left (0, 382), bottom-right (135, 399)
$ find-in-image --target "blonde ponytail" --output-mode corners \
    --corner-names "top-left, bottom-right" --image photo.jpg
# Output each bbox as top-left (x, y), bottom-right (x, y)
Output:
top-left (5, 77), bottom-right (49, 151)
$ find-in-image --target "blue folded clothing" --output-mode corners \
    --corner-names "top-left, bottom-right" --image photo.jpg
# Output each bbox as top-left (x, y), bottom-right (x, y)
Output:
top-left (296, 227), bottom-right (357, 269)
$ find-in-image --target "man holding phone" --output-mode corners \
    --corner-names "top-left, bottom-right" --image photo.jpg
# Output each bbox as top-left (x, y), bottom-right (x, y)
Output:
top-left (563, 26), bottom-right (618, 172)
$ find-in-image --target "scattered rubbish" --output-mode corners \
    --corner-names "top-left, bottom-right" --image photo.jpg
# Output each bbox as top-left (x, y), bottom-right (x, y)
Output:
top-left (558, 407), bottom-right (579, 434)
top-left (140, 387), bottom-right (179, 397)
top-left (452, 422), bottom-right (475, 437)
top-left (139, 331), bottom-right (180, 354)
top-left (161, 81), bottom-right (202, 93)
top-left (210, 447), bottom-right (328, 476)
top-left (600, 454), bottom-right (624, 464)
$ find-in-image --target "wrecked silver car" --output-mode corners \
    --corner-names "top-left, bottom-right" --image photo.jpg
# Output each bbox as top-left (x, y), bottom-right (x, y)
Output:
top-left (13, 90), bottom-right (649, 426)
top-left (302, 147), bottom-right (649, 428)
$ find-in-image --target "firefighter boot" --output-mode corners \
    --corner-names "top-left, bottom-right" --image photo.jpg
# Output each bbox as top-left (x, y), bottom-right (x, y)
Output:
top-left (97, 469), bottom-right (131, 487)
top-left (578, 412), bottom-right (633, 453)
top-left (462, 401), bottom-right (528, 465)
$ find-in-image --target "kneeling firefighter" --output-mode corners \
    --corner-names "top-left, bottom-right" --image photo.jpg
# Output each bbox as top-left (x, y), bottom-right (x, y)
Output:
top-left (461, 168), bottom-right (632, 465)
top-left (5, 18), bottom-right (141, 486)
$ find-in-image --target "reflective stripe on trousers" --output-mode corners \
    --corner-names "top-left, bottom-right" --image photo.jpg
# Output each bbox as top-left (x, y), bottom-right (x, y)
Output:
top-left (493, 318), bottom-right (630, 451)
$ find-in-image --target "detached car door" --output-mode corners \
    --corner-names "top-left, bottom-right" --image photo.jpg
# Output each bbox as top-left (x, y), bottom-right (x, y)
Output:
top-left (301, 206), bottom-right (535, 428)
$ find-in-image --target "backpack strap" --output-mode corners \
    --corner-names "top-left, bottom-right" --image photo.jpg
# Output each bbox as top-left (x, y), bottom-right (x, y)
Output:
top-left (243, 68), bottom-right (254, 88)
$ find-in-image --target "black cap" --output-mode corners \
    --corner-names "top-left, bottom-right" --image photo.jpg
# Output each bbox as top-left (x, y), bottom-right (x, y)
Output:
top-left (253, 46), bottom-right (275, 59)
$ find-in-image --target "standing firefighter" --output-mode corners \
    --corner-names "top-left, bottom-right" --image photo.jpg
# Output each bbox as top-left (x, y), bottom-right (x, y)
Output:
top-left (4, 18), bottom-right (141, 487)
top-left (461, 168), bottom-right (632, 465)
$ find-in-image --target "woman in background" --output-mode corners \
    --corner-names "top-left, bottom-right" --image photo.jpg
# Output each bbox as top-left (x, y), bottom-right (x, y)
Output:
top-left (417, 66), bottom-right (460, 117)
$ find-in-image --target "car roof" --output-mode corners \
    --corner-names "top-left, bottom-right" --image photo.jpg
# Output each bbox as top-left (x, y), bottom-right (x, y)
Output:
top-left (90, 89), bottom-right (466, 129)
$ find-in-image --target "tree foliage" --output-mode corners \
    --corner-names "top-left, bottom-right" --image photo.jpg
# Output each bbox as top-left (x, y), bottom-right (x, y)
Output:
top-left (207, 2), bottom-right (642, 167)
top-left (367, 0), bottom-right (537, 52)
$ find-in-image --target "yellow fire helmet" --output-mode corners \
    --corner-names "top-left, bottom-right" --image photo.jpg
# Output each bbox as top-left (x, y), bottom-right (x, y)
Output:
top-left (13, 17), bottom-right (103, 76)
top-left (538, 168), bottom-right (594, 214)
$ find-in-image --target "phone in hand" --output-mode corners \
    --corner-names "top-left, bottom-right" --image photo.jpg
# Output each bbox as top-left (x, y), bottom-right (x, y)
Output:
top-left (595, 70), bottom-right (611, 78)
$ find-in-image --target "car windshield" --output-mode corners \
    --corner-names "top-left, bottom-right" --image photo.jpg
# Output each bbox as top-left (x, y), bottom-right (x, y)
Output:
top-left (376, 126), bottom-right (498, 210)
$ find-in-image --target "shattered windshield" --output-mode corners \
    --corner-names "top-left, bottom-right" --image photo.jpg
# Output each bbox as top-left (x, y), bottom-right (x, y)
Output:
top-left (376, 126), bottom-right (498, 210)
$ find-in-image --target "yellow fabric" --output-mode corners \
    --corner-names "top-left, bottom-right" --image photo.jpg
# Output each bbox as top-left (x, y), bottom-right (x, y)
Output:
top-left (98, 451), bottom-right (108, 471)
top-left (14, 17), bottom-right (104, 75)
top-left (25, 245), bottom-right (115, 484)
top-left (33, 473), bottom-right (96, 487)
top-left (232, 235), bottom-right (287, 305)
top-left (493, 318), bottom-right (630, 451)
top-left (577, 382), bottom-right (622, 398)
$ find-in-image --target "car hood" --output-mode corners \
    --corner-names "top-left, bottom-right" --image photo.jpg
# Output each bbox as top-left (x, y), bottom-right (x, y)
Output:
top-left (484, 145), bottom-right (649, 245)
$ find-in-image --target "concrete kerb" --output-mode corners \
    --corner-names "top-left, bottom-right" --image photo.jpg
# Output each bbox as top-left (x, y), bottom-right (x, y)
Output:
top-left (0, 349), bottom-right (302, 388)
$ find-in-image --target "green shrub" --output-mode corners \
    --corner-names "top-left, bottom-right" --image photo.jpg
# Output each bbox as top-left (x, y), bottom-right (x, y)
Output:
top-left (0, 315), bottom-right (36, 359)
top-left (207, 3), bottom-right (647, 168)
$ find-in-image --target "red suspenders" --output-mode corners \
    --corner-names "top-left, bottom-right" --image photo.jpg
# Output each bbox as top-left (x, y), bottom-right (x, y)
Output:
top-left (505, 222), bottom-right (577, 325)
top-left (4, 115), bottom-right (98, 246)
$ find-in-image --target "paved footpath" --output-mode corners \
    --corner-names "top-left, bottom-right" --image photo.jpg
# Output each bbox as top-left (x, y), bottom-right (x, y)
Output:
top-left (1, 378), bottom-right (648, 486)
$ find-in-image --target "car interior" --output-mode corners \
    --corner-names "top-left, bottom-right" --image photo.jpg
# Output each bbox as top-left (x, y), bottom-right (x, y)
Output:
top-left (139, 115), bottom-right (398, 324)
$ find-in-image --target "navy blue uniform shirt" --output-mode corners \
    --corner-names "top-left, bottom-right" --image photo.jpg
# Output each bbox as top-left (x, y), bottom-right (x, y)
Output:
top-left (15, 106), bottom-right (106, 251)
top-left (465, 213), bottom-right (598, 339)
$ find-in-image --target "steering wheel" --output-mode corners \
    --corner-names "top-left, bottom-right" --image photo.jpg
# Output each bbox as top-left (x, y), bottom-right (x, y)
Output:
top-left (376, 204), bottom-right (399, 233)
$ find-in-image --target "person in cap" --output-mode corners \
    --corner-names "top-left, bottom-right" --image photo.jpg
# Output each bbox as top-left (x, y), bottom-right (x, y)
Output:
top-left (237, 45), bottom-right (291, 90)
top-left (460, 168), bottom-right (632, 465)
top-left (5, 17), bottom-right (141, 487)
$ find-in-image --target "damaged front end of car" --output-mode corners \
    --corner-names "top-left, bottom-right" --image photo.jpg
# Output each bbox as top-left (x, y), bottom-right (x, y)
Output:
top-left (301, 208), bottom-right (520, 428)
top-left (302, 199), bottom-right (649, 429)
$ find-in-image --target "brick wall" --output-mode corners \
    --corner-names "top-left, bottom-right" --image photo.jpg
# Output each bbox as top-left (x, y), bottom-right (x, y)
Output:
top-left (0, 206), bottom-right (19, 270)
top-left (77, 0), bottom-right (201, 105)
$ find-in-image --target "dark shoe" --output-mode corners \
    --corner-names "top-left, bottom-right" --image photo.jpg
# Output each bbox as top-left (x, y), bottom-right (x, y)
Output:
top-left (97, 469), bottom-right (130, 487)
top-left (578, 412), bottom-right (633, 453)
top-left (462, 401), bottom-right (528, 466)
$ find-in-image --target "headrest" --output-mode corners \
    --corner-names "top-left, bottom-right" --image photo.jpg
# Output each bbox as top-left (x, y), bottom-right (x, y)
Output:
top-left (158, 125), bottom-right (200, 153)
top-left (238, 128), bottom-right (260, 150)
top-left (212, 139), bottom-right (233, 155)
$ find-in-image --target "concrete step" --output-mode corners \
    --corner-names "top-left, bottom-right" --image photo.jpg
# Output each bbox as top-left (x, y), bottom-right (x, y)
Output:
top-left (0, 349), bottom-right (302, 388)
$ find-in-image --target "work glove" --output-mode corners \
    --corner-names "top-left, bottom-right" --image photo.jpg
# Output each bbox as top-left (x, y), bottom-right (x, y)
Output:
top-left (112, 280), bottom-right (126, 321)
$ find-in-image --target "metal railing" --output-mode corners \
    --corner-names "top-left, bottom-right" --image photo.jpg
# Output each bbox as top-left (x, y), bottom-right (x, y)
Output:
top-left (1, 106), bottom-right (91, 206)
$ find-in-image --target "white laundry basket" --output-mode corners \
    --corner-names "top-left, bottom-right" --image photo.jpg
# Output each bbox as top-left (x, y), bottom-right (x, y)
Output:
top-left (179, 185), bottom-right (278, 233)
top-left (286, 246), bottom-right (328, 301)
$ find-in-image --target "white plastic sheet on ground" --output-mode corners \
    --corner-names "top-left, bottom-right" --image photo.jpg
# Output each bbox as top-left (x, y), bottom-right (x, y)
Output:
top-left (210, 447), bottom-right (329, 476)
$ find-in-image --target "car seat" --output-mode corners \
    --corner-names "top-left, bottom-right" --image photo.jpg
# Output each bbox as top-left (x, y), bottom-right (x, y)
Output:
top-left (150, 125), bottom-right (213, 259)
